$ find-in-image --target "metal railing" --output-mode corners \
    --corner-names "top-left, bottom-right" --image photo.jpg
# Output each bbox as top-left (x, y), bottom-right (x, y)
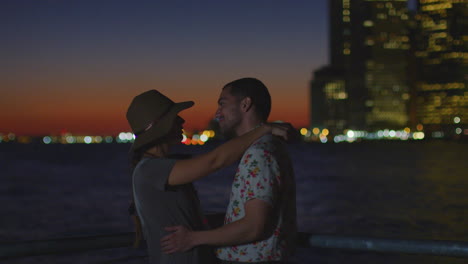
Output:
top-left (297, 233), bottom-right (468, 257)
top-left (2, 232), bottom-right (468, 260)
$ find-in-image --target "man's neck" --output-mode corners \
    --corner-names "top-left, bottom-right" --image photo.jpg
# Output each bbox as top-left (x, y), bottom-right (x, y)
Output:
top-left (235, 117), bottom-right (264, 137)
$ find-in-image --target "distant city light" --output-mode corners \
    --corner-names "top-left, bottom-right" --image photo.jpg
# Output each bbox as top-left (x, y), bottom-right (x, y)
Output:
top-left (5, 116), bottom-right (467, 146)
top-left (413, 132), bottom-right (425, 140)
top-left (363, 20), bottom-right (374, 27)
top-left (202, 130), bottom-right (210, 137)
top-left (200, 134), bottom-right (208, 142)
top-left (43, 136), bottom-right (52, 144)
top-left (377, 130), bottom-right (384, 138)
top-left (183, 138), bottom-right (191, 145)
top-left (319, 135), bottom-right (328, 143)
top-left (191, 134), bottom-right (203, 145)
top-left (400, 132), bottom-right (409, 140)
top-left (331, 129), bottom-right (418, 143)
top-left (126, 133), bottom-right (134, 140)
top-left (66, 136), bottom-right (76, 144)
top-left (383, 129), bottom-right (390, 137)
top-left (322, 128), bottom-right (329, 136)
top-left (84, 136), bottom-right (92, 144)
top-left (117, 132), bottom-right (134, 143)
top-left (299, 128), bottom-right (312, 137)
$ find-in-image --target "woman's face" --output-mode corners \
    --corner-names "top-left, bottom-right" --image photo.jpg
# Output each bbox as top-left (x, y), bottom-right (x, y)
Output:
top-left (167, 115), bottom-right (185, 144)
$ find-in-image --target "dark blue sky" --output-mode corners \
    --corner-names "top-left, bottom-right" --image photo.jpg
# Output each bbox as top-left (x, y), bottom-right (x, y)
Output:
top-left (1, 0), bottom-right (329, 135)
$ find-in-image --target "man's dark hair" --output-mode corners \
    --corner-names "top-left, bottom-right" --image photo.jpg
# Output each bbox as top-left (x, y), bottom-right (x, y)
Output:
top-left (223, 77), bottom-right (271, 121)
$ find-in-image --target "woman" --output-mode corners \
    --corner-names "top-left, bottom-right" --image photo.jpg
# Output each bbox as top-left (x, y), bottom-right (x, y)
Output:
top-left (126, 90), bottom-right (289, 264)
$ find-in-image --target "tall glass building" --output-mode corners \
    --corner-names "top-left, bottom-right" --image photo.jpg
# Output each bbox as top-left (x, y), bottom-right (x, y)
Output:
top-left (413, 0), bottom-right (467, 137)
top-left (311, 0), bottom-right (412, 133)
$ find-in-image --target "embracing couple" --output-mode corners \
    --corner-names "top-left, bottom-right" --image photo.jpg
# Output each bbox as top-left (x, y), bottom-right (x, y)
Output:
top-left (126, 78), bottom-right (297, 264)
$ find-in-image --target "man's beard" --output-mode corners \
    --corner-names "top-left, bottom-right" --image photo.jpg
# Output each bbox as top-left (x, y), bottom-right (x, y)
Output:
top-left (220, 125), bottom-right (237, 140)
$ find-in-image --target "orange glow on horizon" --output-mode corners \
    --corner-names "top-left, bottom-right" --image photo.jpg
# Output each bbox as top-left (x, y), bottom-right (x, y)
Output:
top-left (2, 107), bottom-right (307, 136)
top-left (1, 77), bottom-right (310, 136)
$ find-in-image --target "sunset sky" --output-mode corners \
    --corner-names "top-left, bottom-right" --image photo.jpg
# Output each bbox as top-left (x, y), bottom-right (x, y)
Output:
top-left (1, 0), bottom-right (328, 136)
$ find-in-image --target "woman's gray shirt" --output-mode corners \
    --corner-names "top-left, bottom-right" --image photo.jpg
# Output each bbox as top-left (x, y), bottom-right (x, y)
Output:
top-left (133, 157), bottom-right (212, 264)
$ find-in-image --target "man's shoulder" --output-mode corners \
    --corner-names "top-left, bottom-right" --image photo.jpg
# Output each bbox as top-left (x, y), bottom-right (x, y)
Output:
top-left (251, 134), bottom-right (273, 147)
top-left (243, 134), bottom-right (288, 160)
top-left (250, 134), bottom-right (286, 151)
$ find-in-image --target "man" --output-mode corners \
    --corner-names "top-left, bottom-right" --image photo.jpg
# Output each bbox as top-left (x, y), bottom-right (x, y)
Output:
top-left (161, 78), bottom-right (297, 264)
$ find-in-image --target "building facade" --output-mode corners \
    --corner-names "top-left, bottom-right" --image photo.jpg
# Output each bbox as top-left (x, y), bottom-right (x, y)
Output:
top-left (413, 0), bottom-right (467, 137)
top-left (311, 0), bottom-right (412, 132)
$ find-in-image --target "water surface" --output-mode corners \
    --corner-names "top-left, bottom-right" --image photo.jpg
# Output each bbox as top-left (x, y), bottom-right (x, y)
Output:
top-left (1, 141), bottom-right (466, 263)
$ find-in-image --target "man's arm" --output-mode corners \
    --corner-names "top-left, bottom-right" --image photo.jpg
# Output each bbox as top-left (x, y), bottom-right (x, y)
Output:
top-left (162, 142), bottom-right (281, 254)
top-left (161, 198), bottom-right (274, 254)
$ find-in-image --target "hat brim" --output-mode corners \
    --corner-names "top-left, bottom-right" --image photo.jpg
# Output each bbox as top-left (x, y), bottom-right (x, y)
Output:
top-left (131, 100), bottom-right (194, 151)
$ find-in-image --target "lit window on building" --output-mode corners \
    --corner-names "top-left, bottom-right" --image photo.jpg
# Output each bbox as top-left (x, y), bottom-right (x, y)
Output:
top-left (363, 20), bottom-right (374, 27)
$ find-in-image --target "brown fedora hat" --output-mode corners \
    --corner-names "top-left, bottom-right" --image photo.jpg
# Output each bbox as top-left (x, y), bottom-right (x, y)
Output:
top-left (126, 90), bottom-right (194, 151)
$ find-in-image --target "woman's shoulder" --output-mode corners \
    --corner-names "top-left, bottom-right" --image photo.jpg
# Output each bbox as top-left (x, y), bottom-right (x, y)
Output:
top-left (133, 157), bottom-right (178, 191)
top-left (135, 157), bottom-right (176, 173)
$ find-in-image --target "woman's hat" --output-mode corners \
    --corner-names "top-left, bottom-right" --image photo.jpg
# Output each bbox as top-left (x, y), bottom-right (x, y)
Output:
top-left (126, 90), bottom-right (194, 151)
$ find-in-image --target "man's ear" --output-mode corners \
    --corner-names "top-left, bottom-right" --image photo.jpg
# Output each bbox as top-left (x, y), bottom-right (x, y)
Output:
top-left (240, 97), bottom-right (253, 112)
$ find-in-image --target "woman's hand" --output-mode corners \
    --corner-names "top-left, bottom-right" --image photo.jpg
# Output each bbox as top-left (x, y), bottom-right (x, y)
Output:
top-left (160, 226), bottom-right (194, 254)
top-left (265, 122), bottom-right (298, 142)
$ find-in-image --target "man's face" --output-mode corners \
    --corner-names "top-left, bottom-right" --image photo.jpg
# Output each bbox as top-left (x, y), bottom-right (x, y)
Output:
top-left (215, 87), bottom-right (243, 138)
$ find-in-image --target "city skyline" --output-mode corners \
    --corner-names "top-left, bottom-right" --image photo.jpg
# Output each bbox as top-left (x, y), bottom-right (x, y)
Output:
top-left (1, 0), bottom-right (328, 136)
top-left (310, 0), bottom-right (466, 138)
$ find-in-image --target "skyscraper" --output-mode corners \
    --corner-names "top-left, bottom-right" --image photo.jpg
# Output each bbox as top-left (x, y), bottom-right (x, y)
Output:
top-left (413, 0), bottom-right (467, 137)
top-left (311, 0), bottom-right (412, 132)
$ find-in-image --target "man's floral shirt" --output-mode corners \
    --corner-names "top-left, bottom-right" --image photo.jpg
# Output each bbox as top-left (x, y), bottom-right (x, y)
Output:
top-left (216, 135), bottom-right (297, 262)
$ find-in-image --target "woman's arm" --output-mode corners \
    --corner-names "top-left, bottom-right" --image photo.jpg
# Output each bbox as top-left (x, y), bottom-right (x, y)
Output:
top-left (167, 123), bottom-right (288, 186)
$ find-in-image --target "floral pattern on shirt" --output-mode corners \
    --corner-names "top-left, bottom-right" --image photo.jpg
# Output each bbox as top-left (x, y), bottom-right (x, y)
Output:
top-left (216, 135), bottom-right (296, 262)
